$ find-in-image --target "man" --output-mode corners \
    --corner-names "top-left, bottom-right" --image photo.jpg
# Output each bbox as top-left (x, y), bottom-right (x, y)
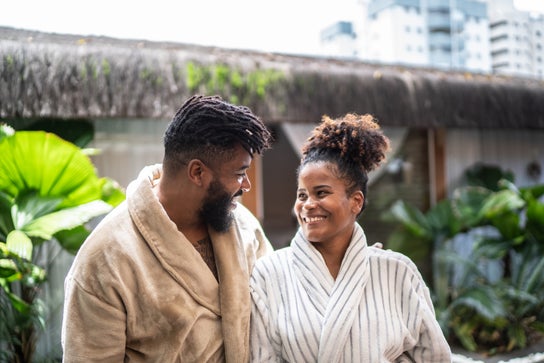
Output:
top-left (62, 95), bottom-right (273, 362)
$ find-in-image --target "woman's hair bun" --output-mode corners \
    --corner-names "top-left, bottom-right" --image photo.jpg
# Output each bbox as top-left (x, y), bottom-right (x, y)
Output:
top-left (301, 113), bottom-right (390, 172)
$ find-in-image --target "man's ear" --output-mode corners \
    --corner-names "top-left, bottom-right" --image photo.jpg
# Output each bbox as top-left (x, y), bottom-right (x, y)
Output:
top-left (187, 159), bottom-right (211, 187)
top-left (351, 191), bottom-right (364, 215)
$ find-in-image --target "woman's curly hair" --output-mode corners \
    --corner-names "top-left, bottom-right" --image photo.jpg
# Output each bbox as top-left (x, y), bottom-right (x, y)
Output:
top-left (299, 113), bottom-right (390, 213)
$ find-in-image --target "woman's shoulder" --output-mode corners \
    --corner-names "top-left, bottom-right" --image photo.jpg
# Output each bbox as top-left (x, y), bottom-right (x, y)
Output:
top-left (366, 245), bottom-right (420, 275)
top-left (251, 246), bottom-right (293, 278)
top-left (255, 246), bottom-right (292, 266)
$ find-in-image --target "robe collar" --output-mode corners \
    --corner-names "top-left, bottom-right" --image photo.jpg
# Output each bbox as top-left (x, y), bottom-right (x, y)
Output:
top-left (127, 165), bottom-right (250, 363)
top-left (292, 223), bottom-right (370, 363)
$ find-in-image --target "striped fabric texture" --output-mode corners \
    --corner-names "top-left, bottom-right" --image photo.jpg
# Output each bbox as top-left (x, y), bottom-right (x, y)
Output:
top-left (250, 223), bottom-right (452, 362)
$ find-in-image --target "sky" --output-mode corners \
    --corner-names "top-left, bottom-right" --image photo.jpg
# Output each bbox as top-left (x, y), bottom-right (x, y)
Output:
top-left (0, 0), bottom-right (543, 56)
top-left (0, 0), bottom-right (362, 56)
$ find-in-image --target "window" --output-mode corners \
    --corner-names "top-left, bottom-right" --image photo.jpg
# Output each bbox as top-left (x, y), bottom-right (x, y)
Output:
top-left (491, 49), bottom-right (508, 56)
top-left (490, 20), bottom-right (507, 28)
top-left (491, 34), bottom-right (508, 42)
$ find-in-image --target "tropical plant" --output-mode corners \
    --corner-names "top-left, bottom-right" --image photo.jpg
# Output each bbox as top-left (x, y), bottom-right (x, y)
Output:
top-left (384, 163), bottom-right (544, 355)
top-left (0, 123), bottom-right (125, 363)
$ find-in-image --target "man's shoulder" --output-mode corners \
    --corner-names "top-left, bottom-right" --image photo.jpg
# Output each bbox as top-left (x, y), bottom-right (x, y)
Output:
top-left (232, 203), bottom-right (267, 242)
top-left (233, 202), bottom-right (260, 224)
top-left (74, 202), bottom-right (134, 264)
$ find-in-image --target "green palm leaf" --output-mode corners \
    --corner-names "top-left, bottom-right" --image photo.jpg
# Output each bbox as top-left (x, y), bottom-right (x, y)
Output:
top-left (0, 131), bottom-right (102, 209)
top-left (5, 231), bottom-right (33, 261)
top-left (451, 285), bottom-right (507, 322)
top-left (22, 200), bottom-right (112, 241)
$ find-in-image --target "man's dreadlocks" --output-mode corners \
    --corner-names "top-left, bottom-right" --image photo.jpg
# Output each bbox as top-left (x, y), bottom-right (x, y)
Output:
top-left (163, 95), bottom-right (272, 170)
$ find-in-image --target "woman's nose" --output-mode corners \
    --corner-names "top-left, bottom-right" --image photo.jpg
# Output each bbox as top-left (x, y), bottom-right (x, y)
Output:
top-left (303, 198), bottom-right (317, 209)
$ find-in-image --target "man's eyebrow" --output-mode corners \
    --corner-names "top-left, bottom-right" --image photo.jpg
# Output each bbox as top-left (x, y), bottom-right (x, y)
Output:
top-left (237, 164), bottom-right (250, 171)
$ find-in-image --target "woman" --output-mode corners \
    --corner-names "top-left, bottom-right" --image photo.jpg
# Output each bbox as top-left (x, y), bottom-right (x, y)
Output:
top-left (250, 114), bottom-right (451, 362)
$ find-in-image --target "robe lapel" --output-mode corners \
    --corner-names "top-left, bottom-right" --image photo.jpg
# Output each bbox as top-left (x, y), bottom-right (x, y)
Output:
top-left (291, 225), bottom-right (370, 363)
top-left (128, 166), bottom-right (220, 314)
top-left (210, 224), bottom-right (250, 363)
top-left (318, 225), bottom-right (369, 363)
top-left (292, 229), bottom-right (334, 317)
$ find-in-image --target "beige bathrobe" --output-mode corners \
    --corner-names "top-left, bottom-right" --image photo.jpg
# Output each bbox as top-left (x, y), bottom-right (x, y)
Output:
top-left (62, 165), bottom-right (273, 363)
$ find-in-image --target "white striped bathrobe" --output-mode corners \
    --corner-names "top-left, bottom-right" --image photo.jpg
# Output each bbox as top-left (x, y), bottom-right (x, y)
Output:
top-left (249, 223), bottom-right (452, 362)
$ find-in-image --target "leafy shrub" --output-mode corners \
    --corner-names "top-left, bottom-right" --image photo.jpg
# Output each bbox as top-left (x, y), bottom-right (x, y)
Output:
top-left (0, 124), bottom-right (124, 363)
top-left (384, 163), bottom-right (544, 354)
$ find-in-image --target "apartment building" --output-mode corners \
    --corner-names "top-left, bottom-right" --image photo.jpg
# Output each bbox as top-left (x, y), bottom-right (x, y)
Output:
top-left (489, 1), bottom-right (544, 78)
top-left (320, 0), bottom-right (490, 73)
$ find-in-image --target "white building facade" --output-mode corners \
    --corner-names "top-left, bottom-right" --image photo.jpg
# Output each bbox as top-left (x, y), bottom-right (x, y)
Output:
top-left (489, 5), bottom-right (544, 79)
top-left (319, 0), bottom-right (544, 79)
top-left (320, 21), bottom-right (359, 59)
top-left (363, 0), bottom-right (490, 72)
top-left (366, 0), bottom-right (429, 66)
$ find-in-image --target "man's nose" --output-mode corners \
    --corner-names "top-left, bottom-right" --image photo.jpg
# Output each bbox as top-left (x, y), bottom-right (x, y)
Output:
top-left (241, 175), bottom-right (251, 192)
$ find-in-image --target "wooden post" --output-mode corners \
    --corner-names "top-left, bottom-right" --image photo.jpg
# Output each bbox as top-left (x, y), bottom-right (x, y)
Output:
top-left (241, 155), bottom-right (263, 221)
top-left (428, 128), bottom-right (447, 206)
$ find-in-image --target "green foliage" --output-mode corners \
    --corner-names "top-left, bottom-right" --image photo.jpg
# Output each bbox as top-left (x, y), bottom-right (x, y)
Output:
top-left (0, 124), bottom-right (125, 362)
top-left (184, 61), bottom-right (285, 105)
top-left (385, 163), bottom-right (544, 355)
top-left (22, 119), bottom-right (95, 148)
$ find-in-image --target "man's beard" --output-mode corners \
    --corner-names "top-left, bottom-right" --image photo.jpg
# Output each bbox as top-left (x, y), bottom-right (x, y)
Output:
top-left (200, 179), bottom-right (242, 233)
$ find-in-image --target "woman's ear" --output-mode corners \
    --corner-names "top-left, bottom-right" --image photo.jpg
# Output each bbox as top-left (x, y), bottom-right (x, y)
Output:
top-left (187, 159), bottom-right (211, 187)
top-left (351, 191), bottom-right (364, 215)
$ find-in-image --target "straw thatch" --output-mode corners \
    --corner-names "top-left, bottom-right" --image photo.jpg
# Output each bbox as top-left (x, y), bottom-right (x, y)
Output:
top-left (1, 26), bottom-right (544, 128)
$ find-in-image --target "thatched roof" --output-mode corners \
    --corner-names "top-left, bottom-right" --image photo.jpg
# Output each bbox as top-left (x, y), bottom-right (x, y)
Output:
top-left (2, 26), bottom-right (544, 128)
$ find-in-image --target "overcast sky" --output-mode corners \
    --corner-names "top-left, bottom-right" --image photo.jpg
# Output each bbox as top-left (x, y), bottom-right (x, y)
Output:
top-left (0, 0), bottom-right (542, 56)
top-left (0, 0), bottom-right (362, 56)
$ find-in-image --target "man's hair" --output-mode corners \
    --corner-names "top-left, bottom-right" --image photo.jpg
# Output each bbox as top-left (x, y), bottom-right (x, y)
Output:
top-left (163, 95), bottom-right (272, 171)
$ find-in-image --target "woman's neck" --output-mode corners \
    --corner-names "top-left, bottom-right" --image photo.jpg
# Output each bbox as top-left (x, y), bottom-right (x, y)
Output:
top-left (312, 241), bottom-right (349, 279)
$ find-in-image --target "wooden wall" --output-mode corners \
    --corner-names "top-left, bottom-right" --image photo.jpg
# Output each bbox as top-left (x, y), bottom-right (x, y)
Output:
top-left (446, 129), bottom-right (544, 191)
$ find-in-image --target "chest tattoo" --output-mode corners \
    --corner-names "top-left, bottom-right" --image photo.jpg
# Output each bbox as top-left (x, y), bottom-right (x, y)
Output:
top-left (194, 236), bottom-right (218, 281)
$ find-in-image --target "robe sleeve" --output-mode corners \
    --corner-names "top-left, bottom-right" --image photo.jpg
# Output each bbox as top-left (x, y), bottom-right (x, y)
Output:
top-left (400, 270), bottom-right (452, 363)
top-left (62, 276), bottom-right (127, 363)
top-left (249, 264), bottom-right (282, 363)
